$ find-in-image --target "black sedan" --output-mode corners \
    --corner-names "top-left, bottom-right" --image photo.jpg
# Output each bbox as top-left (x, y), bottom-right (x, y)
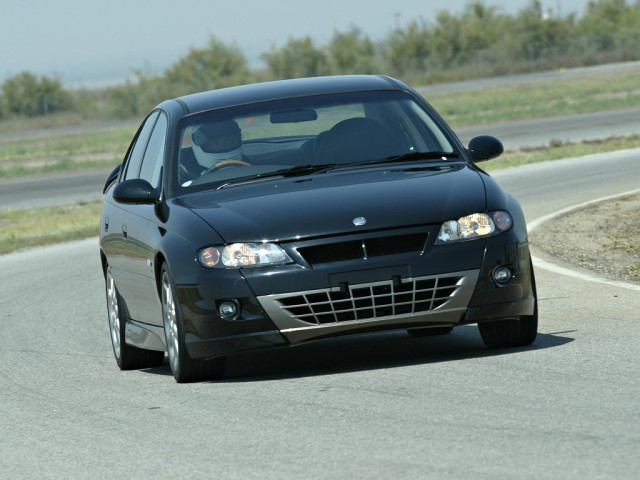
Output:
top-left (100, 75), bottom-right (537, 382)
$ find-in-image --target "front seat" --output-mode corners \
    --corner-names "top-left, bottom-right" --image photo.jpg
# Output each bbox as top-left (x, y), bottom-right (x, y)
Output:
top-left (315, 117), bottom-right (407, 164)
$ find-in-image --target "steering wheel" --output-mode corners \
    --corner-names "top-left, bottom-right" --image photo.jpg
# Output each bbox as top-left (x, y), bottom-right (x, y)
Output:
top-left (201, 159), bottom-right (252, 176)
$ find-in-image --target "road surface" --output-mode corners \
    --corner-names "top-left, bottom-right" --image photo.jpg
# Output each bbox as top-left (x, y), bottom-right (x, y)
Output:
top-left (1, 149), bottom-right (639, 479)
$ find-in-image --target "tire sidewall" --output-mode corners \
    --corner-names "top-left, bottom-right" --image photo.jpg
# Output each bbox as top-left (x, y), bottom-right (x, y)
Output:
top-left (161, 264), bottom-right (191, 382)
top-left (105, 265), bottom-right (127, 368)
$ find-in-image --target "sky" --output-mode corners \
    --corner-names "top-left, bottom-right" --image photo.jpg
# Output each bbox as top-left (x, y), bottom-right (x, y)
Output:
top-left (1, 0), bottom-right (594, 87)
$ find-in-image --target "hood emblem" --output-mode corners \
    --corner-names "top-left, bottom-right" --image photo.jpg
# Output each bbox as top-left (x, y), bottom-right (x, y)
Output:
top-left (353, 217), bottom-right (367, 226)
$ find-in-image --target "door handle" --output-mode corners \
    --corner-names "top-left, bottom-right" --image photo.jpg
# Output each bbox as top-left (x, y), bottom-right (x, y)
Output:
top-left (122, 224), bottom-right (128, 239)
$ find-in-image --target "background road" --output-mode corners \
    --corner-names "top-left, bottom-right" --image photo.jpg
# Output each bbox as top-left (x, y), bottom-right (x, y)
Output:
top-left (1, 148), bottom-right (639, 477)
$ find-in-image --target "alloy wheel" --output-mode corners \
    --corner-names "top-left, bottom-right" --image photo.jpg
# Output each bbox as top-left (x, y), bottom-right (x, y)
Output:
top-left (162, 274), bottom-right (180, 373)
top-left (106, 269), bottom-right (121, 360)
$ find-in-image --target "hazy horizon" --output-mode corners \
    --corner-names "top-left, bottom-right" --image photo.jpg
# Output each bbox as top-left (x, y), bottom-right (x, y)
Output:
top-left (1, 0), bottom-right (593, 87)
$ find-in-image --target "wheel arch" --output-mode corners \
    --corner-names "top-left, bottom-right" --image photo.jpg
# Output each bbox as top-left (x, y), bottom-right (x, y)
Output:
top-left (154, 252), bottom-right (168, 298)
top-left (100, 250), bottom-right (108, 277)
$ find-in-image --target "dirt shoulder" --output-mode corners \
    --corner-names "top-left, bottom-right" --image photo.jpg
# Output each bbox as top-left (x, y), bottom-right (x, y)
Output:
top-left (530, 193), bottom-right (640, 284)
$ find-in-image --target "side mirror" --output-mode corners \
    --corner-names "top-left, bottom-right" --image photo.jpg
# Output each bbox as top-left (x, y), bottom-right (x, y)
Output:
top-left (113, 179), bottom-right (160, 205)
top-left (468, 135), bottom-right (504, 163)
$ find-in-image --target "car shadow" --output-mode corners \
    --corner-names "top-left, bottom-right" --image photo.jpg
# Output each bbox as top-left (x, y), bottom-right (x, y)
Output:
top-left (142, 325), bottom-right (574, 382)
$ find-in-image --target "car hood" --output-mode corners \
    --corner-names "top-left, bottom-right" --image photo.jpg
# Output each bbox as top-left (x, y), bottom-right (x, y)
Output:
top-left (179, 164), bottom-right (487, 243)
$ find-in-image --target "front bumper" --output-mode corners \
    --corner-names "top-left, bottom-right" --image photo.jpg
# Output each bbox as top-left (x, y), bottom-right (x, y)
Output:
top-left (177, 226), bottom-right (534, 360)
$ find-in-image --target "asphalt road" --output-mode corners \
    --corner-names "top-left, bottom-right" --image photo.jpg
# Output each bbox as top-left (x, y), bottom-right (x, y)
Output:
top-left (1, 146), bottom-right (639, 478)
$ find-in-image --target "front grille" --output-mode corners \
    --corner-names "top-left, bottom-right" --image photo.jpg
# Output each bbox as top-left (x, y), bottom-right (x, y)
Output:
top-left (297, 232), bottom-right (427, 266)
top-left (269, 274), bottom-right (463, 325)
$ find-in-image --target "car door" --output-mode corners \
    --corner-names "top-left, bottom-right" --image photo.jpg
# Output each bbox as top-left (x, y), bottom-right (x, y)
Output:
top-left (118, 112), bottom-right (169, 326)
top-left (103, 111), bottom-right (160, 323)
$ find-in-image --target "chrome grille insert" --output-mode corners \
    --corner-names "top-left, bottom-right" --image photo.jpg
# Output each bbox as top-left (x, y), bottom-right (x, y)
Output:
top-left (258, 270), bottom-right (479, 340)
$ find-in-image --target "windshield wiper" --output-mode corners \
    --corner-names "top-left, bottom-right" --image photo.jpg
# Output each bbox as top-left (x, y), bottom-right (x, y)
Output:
top-left (218, 153), bottom-right (458, 190)
top-left (217, 164), bottom-right (337, 189)
top-left (381, 151), bottom-right (459, 163)
top-left (325, 151), bottom-right (459, 171)
top-left (271, 163), bottom-right (338, 177)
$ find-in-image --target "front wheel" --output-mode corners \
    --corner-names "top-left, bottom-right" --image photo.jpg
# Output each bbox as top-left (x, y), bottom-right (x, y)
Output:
top-left (161, 264), bottom-right (225, 383)
top-left (106, 266), bottom-right (164, 370)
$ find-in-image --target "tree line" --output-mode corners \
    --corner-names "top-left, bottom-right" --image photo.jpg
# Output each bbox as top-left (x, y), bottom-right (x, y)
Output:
top-left (2, 0), bottom-right (639, 120)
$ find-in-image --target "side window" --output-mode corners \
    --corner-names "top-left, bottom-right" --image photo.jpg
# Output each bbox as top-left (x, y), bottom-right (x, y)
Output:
top-left (139, 113), bottom-right (168, 189)
top-left (123, 111), bottom-right (160, 181)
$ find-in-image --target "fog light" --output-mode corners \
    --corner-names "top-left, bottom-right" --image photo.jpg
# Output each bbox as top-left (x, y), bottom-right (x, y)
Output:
top-left (493, 266), bottom-right (513, 286)
top-left (218, 300), bottom-right (240, 319)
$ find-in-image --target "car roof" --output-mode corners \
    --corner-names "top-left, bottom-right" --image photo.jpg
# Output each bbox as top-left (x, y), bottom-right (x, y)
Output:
top-left (164, 75), bottom-right (410, 115)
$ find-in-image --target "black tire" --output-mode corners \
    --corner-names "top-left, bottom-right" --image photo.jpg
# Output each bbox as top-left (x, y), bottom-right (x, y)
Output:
top-left (407, 326), bottom-right (454, 337)
top-left (105, 266), bottom-right (165, 370)
top-left (478, 265), bottom-right (538, 348)
top-left (161, 264), bottom-right (226, 383)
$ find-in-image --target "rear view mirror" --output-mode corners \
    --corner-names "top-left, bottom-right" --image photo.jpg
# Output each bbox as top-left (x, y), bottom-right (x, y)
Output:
top-left (270, 108), bottom-right (318, 124)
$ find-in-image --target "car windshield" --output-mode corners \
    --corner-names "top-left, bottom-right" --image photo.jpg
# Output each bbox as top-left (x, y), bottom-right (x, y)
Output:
top-left (173, 90), bottom-right (457, 193)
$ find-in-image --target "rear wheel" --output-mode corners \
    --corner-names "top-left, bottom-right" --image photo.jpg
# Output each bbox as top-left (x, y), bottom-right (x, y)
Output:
top-left (106, 266), bottom-right (164, 370)
top-left (478, 265), bottom-right (538, 348)
top-left (161, 264), bottom-right (226, 383)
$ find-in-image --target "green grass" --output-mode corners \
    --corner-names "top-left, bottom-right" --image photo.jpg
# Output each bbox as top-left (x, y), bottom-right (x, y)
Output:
top-left (424, 68), bottom-right (640, 127)
top-left (0, 125), bottom-right (136, 179)
top-left (0, 202), bottom-right (102, 255)
top-left (0, 111), bottom-right (98, 135)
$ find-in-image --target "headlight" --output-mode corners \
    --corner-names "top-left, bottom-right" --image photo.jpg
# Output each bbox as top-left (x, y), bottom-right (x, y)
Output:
top-left (435, 211), bottom-right (512, 244)
top-left (198, 243), bottom-right (292, 268)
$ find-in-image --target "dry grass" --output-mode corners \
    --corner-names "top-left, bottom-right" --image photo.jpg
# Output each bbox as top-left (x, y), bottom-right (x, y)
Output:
top-left (530, 194), bottom-right (640, 283)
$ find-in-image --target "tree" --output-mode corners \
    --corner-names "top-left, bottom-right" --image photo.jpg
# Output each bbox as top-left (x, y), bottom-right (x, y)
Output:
top-left (1, 71), bottom-right (72, 117)
top-left (385, 18), bottom-right (431, 75)
top-left (105, 36), bottom-right (253, 118)
top-left (578, 0), bottom-right (640, 52)
top-left (106, 77), bottom-right (148, 119)
top-left (459, 3), bottom-right (503, 58)
top-left (506, 0), bottom-right (575, 62)
top-left (261, 36), bottom-right (329, 79)
top-left (328, 26), bottom-right (378, 74)
top-left (428, 11), bottom-right (464, 69)
top-left (163, 36), bottom-right (251, 96)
